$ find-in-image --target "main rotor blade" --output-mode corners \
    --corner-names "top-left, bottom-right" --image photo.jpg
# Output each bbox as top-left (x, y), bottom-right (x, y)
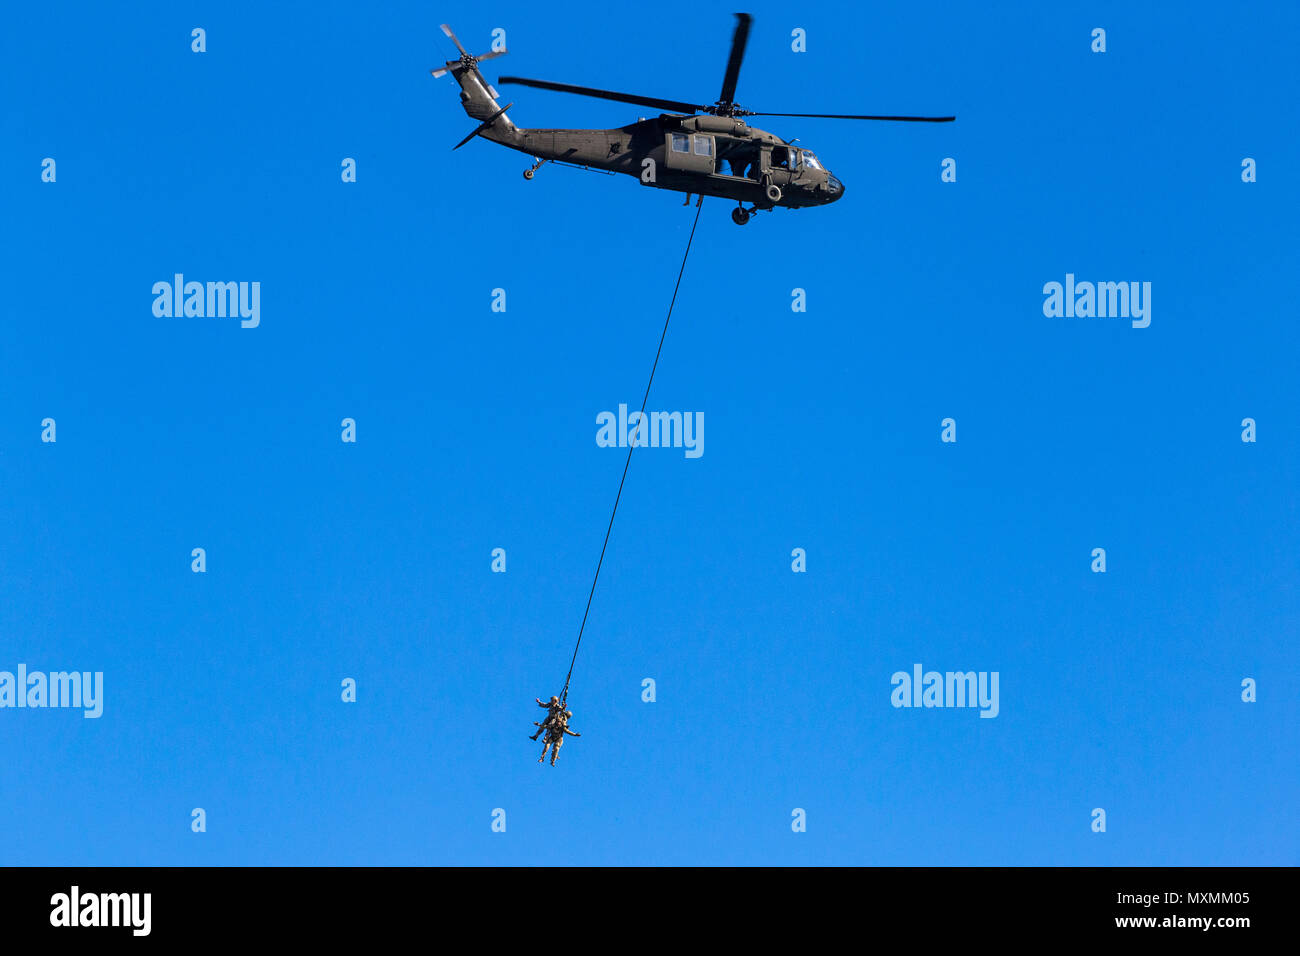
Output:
top-left (748, 111), bottom-right (956, 122)
top-left (440, 24), bottom-right (469, 57)
top-left (718, 13), bottom-right (752, 105)
top-left (497, 76), bottom-right (705, 115)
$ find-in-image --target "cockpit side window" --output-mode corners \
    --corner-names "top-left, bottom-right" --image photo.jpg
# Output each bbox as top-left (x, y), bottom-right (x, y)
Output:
top-left (801, 151), bottom-right (823, 171)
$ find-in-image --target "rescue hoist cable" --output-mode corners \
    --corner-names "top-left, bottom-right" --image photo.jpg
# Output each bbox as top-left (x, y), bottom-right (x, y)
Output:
top-left (559, 200), bottom-right (705, 705)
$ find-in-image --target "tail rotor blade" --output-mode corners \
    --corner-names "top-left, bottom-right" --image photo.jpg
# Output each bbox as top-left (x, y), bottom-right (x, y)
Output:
top-left (440, 23), bottom-right (469, 56)
top-left (475, 50), bottom-right (506, 63)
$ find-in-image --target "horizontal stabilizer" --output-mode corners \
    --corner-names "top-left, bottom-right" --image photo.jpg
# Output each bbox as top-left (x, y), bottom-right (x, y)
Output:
top-left (453, 102), bottom-right (514, 149)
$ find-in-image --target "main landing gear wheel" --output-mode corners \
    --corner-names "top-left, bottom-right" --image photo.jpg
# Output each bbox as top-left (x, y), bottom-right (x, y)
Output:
top-left (731, 206), bottom-right (751, 225)
top-left (765, 183), bottom-right (782, 203)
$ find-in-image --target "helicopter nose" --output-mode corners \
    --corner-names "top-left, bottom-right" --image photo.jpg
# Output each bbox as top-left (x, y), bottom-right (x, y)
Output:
top-left (826, 176), bottom-right (844, 202)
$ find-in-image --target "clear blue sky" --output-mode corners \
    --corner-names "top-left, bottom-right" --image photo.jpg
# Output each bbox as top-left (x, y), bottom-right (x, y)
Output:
top-left (2, 0), bottom-right (1296, 865)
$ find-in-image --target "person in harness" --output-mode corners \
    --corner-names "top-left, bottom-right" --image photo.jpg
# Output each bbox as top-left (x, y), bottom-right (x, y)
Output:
top-left (529, 695), bottom-right (563, 741)
top-left (538, 710), bottom-right (581, 766)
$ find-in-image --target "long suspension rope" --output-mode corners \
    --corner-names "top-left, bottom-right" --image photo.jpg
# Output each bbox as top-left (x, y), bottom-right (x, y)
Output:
top-left (560, 200), bottom-right (705, 705)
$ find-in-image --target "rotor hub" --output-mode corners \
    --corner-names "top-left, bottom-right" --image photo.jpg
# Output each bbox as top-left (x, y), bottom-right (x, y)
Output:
top-left (708, 101), bottom-right (755, 118)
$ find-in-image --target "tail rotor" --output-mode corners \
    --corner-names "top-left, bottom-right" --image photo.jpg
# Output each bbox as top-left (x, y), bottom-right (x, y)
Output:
top-left (430, 24), bottom-right (505, 83)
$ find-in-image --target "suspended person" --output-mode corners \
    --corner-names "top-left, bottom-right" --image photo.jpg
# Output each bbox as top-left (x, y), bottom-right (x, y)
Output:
top-left (538, 710), bottom-right (581, 766)
top-left (530, 695), bottom-right (564, 741)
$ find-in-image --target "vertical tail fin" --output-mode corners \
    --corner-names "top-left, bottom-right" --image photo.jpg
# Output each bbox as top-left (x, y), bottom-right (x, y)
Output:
top-left (432, 24), bottom-right (518, 145)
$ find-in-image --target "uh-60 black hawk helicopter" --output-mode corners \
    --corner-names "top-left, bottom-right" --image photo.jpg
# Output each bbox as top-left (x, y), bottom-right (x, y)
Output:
top-left (432, 14), bottom-right (954, 225)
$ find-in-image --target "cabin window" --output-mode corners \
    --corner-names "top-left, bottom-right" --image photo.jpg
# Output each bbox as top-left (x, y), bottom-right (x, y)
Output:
top-left (693, 135), bottom-right (713, 157)
top-left (671, 133), bottom-right (690, 153)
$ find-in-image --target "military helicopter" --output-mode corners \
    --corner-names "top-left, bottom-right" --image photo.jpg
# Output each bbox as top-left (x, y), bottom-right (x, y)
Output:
top-left (433, 15), bottom-right (953, 225)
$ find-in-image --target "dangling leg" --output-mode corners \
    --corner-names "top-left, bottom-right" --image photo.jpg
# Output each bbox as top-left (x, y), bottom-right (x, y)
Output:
top-left (550, 737), bottom-right (563, 766)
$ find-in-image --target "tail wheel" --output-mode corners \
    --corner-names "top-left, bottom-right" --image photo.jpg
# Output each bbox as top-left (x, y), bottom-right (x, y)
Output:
top-left (765, 183), bottom-right (782, 203)
top-left (523, 168), bottom-right (535, 180)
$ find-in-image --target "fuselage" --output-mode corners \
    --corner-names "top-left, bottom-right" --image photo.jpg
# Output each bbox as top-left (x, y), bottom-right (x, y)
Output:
top-left (488, 115), bottom-right (843, 209)
top-left (444, 54), bottom-right (842, 210)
